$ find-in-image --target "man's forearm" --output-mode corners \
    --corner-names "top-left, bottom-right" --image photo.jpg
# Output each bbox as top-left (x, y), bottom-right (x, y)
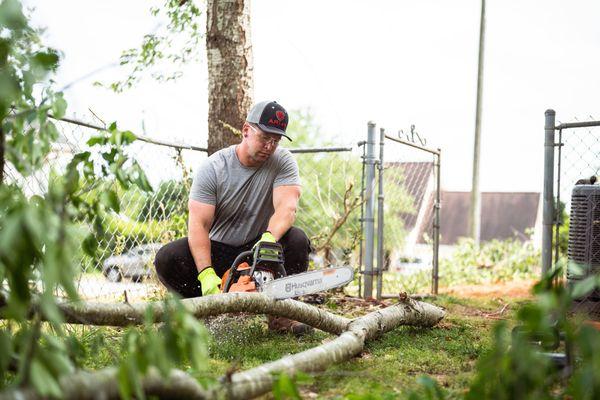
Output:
top-left (188, 229), bottom-right (212, 273)
top-left (267, 209), bottom-right (296, 240)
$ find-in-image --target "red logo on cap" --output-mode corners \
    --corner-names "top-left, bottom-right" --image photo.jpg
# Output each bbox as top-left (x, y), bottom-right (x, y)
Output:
top-left (275, 111), bottom-right (285, 121)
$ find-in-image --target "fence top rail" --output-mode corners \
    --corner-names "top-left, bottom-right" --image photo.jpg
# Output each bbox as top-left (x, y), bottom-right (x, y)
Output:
top-left (53, 115), bottom-right (356, 155)
top-left (52, 115), bottom-right (209, 152)
top-left (288, 146), bottom-right (353, 154)
top-left (384, 134), bottom-right (440, 156)
top-left (556, 120), bottom-right (600, 130)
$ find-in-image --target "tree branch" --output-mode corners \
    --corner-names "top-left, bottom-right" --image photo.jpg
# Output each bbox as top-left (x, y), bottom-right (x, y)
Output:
top-left (0, 297), bottom-right (445, 400)
top-left (36, 293), bottom-right (351, 335)
top-left (315, 182), bottom-right (362, 253)
top-left (227, 298), bottom-right (444, 399)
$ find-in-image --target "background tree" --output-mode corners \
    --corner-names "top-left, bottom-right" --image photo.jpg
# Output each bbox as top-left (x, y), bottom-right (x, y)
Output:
top-left (205, 0), bottom-right (254, 154)
top-left (111, 0), bottom-right (254, 154)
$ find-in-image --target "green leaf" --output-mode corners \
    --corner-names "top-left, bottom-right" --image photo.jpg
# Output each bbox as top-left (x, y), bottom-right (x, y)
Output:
top-left (51, 93), bottom-right (67, 119)
top-left (100, 189), bottom-right (120, 213)
top-left (39, 293), bottom-right (64, 326)
top-left (571, 275), bottom-right (598, 299)
top-left (87, 135), bottom-right (107, 146)
top-left (416, 375), bottom-right (446, 400)
top-left (33, 51), bottom-right (60, 70)
top-left (121, 130), bottom-right (137, 144)
top-left (82, 234), bottom-right (98, 257)
top-left (0, 0), bottom-right (27, 30)
top-left (30, 359), bottom-right (63, 398)
top-left (42, 121), bottom-right (60, 141)
top-left (117, 363), bottom-right (133, 400)
top-left (272, 372), bottom-right (301, 400)
top-left (0, 330), bottom-right (12, 372)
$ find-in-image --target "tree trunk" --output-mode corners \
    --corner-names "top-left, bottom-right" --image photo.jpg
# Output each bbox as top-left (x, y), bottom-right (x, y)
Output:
top-left (206, 0), bottom-right (254, 155)
top-left (0, 296), bottom-right (445, 400)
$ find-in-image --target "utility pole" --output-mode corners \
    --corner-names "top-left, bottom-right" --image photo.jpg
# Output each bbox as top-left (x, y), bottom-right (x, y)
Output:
top-left (470, 0), bottom-right (486, 245)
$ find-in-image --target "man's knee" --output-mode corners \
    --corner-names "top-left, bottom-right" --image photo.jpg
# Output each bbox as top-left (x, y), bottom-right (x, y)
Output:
top-left (281, 227), bottom-right (311, 253)
top-left (280, 227), bottom-right (311, 275)
top-left (153, 242), bottom-right (173, 280)
top-left (153, 238), bottom-right (188, 279)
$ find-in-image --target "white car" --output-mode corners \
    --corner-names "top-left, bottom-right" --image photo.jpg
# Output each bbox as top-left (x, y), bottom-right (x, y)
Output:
top-left (102, 243), bottom-right (163, 282)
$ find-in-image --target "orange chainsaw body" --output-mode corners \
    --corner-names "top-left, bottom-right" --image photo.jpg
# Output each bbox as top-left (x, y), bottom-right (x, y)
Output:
top-left (220, 242), bottom-right (286, 294)
top-left (220, 262), bottom-right (257, 293)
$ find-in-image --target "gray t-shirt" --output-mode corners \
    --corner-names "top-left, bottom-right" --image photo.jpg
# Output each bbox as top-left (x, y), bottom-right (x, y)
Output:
top-left (189, 145), bottom-right (300, 246)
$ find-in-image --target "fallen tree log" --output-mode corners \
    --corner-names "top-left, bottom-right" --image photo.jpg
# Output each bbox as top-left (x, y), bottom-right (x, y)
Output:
top-left (0, 295), bottom-right (445, 400)
top-left (58, 293), bottom-right (352, 335)
top-left (228, 298), bottom-right (445, 399)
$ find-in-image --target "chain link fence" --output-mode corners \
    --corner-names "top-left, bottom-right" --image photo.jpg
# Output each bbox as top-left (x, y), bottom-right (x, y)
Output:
top-left (543, 111), bottom-right (600, 270)
top-left (5, 114), bottom-right (368, 301)
top-left (5, 114), bottom-right (208, 301)
top-left (542, 110), bottom-right (600, 317)
top-left (5, 115), bottom-right (441, 301)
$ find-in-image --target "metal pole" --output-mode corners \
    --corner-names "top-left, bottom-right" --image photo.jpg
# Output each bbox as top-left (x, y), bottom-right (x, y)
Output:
top-left (542, 109), bottom-right (556, 277)
top-left (362, 122), bottom-right (377, 298)
top-left (554, 129), bottom-right (563, 267)
top-left (469, 0), bottom-right (485, 246)
top-left (376, 128), bottom-right (385, 300)
top-left (358, 141), bottom-right (366, 297)
top-left (432, 151), bottom-right (441, 295)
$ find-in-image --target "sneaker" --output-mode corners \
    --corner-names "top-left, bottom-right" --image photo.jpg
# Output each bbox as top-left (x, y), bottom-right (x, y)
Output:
top-left (267, 315), bottom-right (314, 336)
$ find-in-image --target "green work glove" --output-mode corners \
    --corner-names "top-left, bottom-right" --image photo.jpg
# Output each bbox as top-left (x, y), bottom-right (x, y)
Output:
top-left (198, 267), bottom-right (221, 296)
top-left (253, 231), bottom-right (279, 261)
top-left (257, 231), bottom-right (276, 245)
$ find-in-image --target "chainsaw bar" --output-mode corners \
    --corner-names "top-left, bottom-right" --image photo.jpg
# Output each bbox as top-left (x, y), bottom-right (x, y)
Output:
top-left (260, 265), bottom-right (354, 300)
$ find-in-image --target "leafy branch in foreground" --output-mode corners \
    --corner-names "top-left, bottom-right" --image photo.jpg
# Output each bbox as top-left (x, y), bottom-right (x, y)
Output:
top-left (401, 266), bottom-right (600, 400)
top-left (0, 1), bottom-right (211, 397)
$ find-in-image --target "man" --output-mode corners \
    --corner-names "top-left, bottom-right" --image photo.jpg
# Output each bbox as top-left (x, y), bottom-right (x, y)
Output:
top-left (154, 100), bottom-right (312, 334)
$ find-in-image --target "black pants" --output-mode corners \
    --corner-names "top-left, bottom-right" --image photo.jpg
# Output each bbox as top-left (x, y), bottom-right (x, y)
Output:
top-left (154, 227), bottom-right (311, 298)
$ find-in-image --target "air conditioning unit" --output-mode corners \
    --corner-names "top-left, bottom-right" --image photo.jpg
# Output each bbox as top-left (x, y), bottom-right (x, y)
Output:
top-left (567, 182), bottom-right (600, 299)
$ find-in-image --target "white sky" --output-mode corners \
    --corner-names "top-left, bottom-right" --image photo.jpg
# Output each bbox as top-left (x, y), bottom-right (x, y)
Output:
top-left (24, 0), bottom-right (600, 192)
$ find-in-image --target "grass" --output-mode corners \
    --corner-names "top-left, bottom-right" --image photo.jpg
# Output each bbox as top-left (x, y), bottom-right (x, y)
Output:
top-left (1, 289), bottom-right (529, 399)
top-left (185, 293), bottom-right (527, 398)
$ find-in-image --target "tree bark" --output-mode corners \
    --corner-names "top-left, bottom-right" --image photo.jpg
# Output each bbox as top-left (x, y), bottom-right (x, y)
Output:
top-left (206, 0), bottom-right (254, 155)
top-left (227, 298), bottom-right (445, 399)
top-left (53, 293), bottom-right (351, 335)
top-left (0, 297), bottom-right (445, 400)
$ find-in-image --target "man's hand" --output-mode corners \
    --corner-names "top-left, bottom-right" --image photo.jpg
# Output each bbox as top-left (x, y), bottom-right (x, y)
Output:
top-left (254, 231), bottom-right (276, 247)
top-left (253, 232), bottom-right (279, 260)
top-left (198, 267), bottom-right (221, 296)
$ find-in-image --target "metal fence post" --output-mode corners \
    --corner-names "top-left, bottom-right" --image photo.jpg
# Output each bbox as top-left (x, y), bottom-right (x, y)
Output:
top-left (432, 151), bottom-right (441, 295)
top-left (376, 128), bottom-right (385, 300)
top-left (542, 109), bottom-right (556, 277)
top-left (362, 121), bottom-right (377, 298)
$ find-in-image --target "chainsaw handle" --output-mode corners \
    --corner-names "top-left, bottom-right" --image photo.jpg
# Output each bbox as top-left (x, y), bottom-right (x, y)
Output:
top-left (222, 250), bottom-right (253, 293)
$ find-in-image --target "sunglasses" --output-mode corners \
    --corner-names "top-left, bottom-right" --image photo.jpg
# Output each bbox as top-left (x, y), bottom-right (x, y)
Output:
top-left (249, 124), bottom-right (281, 147)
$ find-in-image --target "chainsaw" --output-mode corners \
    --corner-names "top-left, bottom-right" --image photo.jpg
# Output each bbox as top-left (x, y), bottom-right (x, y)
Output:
top-left (220, 241), bottom-right (354, 299)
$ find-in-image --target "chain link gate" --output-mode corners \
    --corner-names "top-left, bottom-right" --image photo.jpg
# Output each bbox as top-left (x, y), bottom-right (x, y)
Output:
top-left (359, 122), bottom-right (441, 299)
top-left (542, 109), bottom-right (600, 276)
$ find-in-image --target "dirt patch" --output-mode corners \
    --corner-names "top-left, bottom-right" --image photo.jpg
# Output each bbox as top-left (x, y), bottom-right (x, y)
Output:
top-left (440, 279), bottom-right (536, 299)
